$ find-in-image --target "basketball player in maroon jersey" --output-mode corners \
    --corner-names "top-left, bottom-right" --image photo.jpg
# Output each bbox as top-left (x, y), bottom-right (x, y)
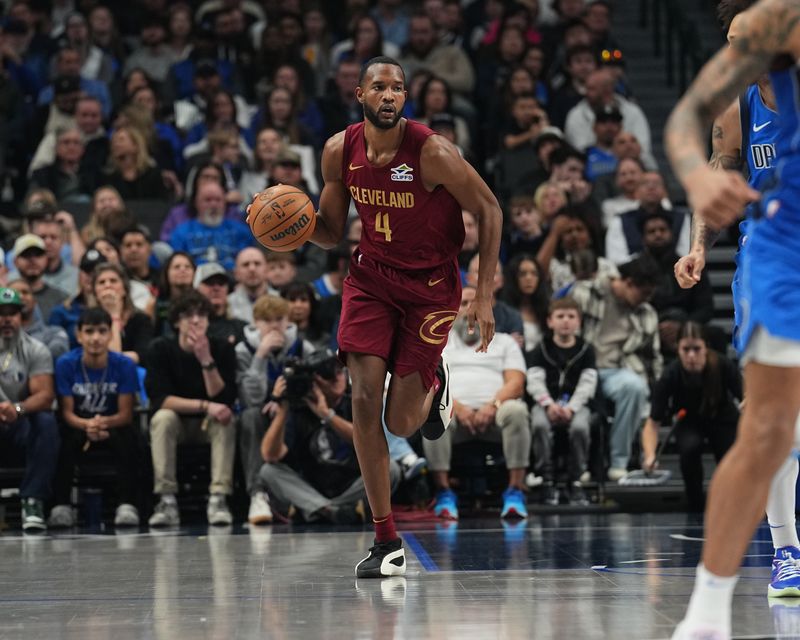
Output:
top-left (308, 57), bottom-right (502, 578)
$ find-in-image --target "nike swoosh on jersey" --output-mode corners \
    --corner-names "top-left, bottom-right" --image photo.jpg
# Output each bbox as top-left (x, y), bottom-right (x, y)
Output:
top-left (753, 121), bottom-right (772, 132)
top-left (348, 163), bottom-right (364, 170)
top-left (427, 277), bottom-right (445, 286)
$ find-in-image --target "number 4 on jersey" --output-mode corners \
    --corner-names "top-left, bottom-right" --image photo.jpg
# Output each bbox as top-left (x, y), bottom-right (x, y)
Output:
top-left (375, 211), bottom-right (392, 242)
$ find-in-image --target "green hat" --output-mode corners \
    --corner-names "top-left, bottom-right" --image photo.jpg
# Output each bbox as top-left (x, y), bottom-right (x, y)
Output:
top-left (0, 287), bottom-right (23, 308)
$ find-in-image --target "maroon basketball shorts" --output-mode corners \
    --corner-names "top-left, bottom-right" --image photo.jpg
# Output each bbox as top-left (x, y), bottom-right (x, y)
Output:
top-left (337, 250), bottom-right (461, 389)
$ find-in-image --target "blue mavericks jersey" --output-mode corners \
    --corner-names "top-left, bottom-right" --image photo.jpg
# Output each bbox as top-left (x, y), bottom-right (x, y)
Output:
top-left (731, 84), bottom-right (778, 351)
top-left (737, 66), bottom-right (800, 352)
top-left (737, 84), bottom-right (778, 245)
top-left (740, 84), bottom-right (778, 192)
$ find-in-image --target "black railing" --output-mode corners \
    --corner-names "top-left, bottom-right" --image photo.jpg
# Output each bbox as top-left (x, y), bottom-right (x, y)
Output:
top-left (639, 0), bottom-right (718, 93)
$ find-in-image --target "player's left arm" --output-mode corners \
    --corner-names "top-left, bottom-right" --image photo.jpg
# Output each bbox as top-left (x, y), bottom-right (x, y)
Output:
top-left (421, 135), bottom-right (503, 352)
top-left (665, 0), bottom-right (798, 226)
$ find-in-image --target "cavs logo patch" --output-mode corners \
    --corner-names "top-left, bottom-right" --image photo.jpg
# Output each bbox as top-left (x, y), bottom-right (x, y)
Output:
top-left (419, 310), bottom-right (457, 345)
top-left (390, 163), bottom-right (414, 182)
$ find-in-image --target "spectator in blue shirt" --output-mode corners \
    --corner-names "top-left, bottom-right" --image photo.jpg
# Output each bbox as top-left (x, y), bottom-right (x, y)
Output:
top-left (170, 180), bottom-right (253, 271)
top-left (48, 308), bottom-right (140, 528)
top-left (584, 105), bottom-right (623, 183)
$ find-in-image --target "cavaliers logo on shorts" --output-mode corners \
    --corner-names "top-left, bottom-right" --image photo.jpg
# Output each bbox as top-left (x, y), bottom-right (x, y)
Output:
top-left (418, 310), bottom-right (457, 345)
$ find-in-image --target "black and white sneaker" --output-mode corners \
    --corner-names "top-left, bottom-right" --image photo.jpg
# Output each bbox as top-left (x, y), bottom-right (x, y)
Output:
top-left (355, 537), bottom-right (406, 578)
top-left (420, 357), bottom-right (453, 440)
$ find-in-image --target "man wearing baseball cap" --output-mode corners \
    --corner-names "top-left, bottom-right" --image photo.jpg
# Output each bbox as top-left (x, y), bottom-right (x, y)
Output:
top-left (585, 104), bottom-right (624, 182)
top-left (0, 287), bottom-right (58, 531)
top-left (12, 234), bottom-right (69, 322)
top-left (194, 262), bottom-right (245, 345)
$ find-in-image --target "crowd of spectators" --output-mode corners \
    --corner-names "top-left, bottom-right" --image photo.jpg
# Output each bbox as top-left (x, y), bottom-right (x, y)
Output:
top-left (0, 0), bottom-right (727, 530)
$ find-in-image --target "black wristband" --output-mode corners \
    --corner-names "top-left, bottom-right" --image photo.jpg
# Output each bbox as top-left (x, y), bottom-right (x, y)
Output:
top-left (201, 361), bottom-right (217, 371)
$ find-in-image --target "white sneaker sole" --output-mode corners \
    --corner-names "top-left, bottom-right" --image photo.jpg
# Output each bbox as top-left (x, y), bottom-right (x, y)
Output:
top-left (769, 584), bottom-right (800, 597)
top-left (355, 548), bottom-right (406, 577)
top-left (248, 514), bottom-right (273, 525)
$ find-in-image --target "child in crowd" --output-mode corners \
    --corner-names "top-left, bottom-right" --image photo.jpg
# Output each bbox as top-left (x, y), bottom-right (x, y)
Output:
top-left (527, 297), bottom-right (598, 506)
top-left (49, 307), bottom-right (140, 528)
top-left (502, 195), bottom-right (545, 262)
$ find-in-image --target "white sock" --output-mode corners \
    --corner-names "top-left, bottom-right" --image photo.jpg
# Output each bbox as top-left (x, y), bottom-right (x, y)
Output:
top-left (161, 494), bottom-right (177, 505)
top-left (681, 564), bottom-right (737, 634)
top-left (767, 455), bottom-right (800, 550)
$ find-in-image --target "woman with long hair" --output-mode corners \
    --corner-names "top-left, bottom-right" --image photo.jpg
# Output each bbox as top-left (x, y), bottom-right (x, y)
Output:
top-left (114, 103), bottom-right (180, 180)
top-left (490, 65), bottom-right (547, 133)
top-left (499, 254), bottom-right (550, 353)
top-left (330, 13), bottom-right (400, 66)
top-left (185, 89), bottom-right (254, 151)
top-left (91, 262), bottom-right (153, 363)
top-left (81, 186), bottom-right (135, 245)
top-left (281, 281), bottom-right (330, 350)
top-left (238, 128), bottom-right (285, 199)
top-left (81, 237), bottom-right (153, 312)
top-left (145, 251), bottom-right (196, 337)
top-left (534, 181), bottom-right (568, 226)
top-left (257, 63), bottom-right (324, 148)
top-left (415, 76), bottom-right (471, 156)
top-left (257, 86), bottom-right (314, 147)
top-left (129, 86), bottom-right (184, 173)
top-left (641, 322), bottom-right (742, 511)
top-left (103, 126), bottom-right (168, 200)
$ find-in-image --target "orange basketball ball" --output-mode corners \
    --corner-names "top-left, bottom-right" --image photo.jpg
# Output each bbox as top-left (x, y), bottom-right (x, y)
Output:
top-left (247, 184), bottom-right (316, 252)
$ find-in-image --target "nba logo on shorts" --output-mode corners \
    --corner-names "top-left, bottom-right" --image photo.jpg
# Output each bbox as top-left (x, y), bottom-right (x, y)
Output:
top-left (390, 163), bottom-right (414, 182)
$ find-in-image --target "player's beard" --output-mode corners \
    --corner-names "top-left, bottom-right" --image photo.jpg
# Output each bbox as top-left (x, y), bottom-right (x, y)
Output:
top-left (363, 102), bottom-right (401, 130)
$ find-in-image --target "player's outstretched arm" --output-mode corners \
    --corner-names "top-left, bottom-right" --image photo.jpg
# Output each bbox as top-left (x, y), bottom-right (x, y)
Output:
top-left (310, 132), bottom-right (351, 250)
top-left (665, 0), bottom-right (795, 226)
top-left (421, 135), bottom-right (503, 352)
top-left (675, 101), bottom-right (743, 288)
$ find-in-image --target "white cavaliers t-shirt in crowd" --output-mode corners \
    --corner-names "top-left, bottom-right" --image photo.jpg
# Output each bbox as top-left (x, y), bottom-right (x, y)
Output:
top-left (443, 331), bottom-right (526, 410)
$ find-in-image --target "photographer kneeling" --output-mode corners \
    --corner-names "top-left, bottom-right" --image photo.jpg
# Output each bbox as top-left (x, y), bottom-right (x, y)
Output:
top-left (640, 321), bottom-right (741, 512)
top-left (258, 350), bottom-right (401, 523)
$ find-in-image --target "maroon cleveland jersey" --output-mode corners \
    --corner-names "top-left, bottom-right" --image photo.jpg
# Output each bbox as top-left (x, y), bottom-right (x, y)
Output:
top-left (342, 119), bottom-right (465, 270)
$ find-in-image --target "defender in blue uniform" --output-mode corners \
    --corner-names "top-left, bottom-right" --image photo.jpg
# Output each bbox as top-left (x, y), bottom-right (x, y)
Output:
top-left (666, 1), bottom-right (800, 638)
top-left (674, 7), bottom-right (800, 601)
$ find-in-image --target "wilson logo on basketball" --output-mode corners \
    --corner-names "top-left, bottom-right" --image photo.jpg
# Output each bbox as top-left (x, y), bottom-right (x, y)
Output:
top-left (418, 310), bottom-right (457, 345)
top-left (269, 214), bottom-right (311, 242)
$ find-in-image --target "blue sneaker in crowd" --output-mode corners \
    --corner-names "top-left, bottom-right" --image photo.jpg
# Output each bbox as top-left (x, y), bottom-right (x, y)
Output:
top-left (501, 487), bottom-right (528, 520)
top-left (434, 488), bottom-right (459, 520)
top-left (769, 546), bottom-right (800, 597)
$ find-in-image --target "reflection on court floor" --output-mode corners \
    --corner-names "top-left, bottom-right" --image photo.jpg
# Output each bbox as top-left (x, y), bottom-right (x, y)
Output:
top-left (0, 513), bottom-right (792, 639)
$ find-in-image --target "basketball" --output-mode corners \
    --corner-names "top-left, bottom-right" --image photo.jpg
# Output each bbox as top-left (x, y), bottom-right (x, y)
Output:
top-left (247, 184), bottom-right (316, 252)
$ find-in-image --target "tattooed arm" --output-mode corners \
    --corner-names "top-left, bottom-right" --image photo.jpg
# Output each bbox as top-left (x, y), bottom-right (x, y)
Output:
top-left (665, 0), bottom-right (798, 228)
top-left (696, 103), bottom-right (744, 250)
top-left (674, 101), bottom-right (744, 288)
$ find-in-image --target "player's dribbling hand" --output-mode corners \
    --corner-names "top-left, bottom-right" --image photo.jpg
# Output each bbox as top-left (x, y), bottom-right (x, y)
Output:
top-left (674, 250), bottom-right (706, 289)
top-left (685, 166), bottom-right (759, 230)
top-left (467, 296), bottom-right (495, 353)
